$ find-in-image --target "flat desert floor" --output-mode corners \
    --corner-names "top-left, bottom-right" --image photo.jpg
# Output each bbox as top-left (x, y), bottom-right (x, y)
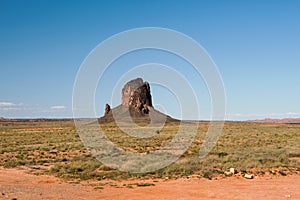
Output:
top-left (0, 167), bottom-right (299, 200)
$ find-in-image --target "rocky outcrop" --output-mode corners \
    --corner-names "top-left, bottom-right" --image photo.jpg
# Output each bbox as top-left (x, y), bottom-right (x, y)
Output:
top-left (99, 78), bottom-right (178, 124)
top-left (121, 78), bottom-right (152, 114)
top-left (122, 78), bottom-right (143, 106)
top-left (105, 103), bottom-right (111, 115)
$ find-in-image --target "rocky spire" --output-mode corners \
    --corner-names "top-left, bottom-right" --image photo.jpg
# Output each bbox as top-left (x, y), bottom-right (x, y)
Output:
top-left (121, 78), bottom-right (153, 114)
top-left (104, 103), bottom-right (111, 115)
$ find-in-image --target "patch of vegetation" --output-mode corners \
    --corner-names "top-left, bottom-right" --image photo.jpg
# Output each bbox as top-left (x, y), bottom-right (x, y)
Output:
top-left (218, 151), bottom-right (228, 157)
top-left (136, 183), bottom-right (155, 187)
top-left (278, 170), bottom-right (287, 176)
top-left (202, 170), bottom-right (213, 180)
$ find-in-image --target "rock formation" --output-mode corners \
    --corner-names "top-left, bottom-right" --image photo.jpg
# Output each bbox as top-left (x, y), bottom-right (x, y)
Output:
top-left (122, 78), bottom-right (143, 106)
top-left (121, 78), bottom-right (152, 114)
top-left (99, 78), bottom-right (177, 124)
top-left (105, 103), bottom-right (111, 115)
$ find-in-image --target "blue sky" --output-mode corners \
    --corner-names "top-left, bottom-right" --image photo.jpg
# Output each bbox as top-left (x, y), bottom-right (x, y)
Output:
top-left (0, 0), bottom-right (300, 120)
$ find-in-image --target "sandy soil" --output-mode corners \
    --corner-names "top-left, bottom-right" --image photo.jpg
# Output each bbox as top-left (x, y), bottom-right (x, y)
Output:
top-left (0, 167), bottom-right (299, 200)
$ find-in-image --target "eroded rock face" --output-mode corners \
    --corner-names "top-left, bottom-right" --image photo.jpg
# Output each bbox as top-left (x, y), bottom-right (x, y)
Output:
top-left (121, 78), bottom-right (143, 106)
top-left (105, 103), bottom-right (111, 115)
top-left (121, 78), bottom-right (153, 114)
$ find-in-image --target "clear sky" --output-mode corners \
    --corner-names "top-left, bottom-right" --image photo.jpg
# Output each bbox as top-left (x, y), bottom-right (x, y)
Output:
top-left (1, 0), bottom-right (300, 120)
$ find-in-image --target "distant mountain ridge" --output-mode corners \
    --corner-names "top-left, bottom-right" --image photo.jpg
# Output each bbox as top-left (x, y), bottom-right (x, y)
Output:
top-left (247, 118), bottom-right (300, 123)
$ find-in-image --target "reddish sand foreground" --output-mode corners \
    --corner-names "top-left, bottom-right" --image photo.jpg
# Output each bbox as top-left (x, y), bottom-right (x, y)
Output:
top-left (0, 167), bottom-right (299, 200)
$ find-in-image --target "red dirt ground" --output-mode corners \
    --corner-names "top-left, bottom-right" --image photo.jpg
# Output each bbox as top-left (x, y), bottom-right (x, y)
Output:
top-left (0, 167), bottom-right (299, 200)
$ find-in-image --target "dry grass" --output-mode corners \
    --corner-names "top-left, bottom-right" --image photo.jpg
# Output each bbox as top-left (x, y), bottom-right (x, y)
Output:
top-left (0, 119), bottom-right (299, 181)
